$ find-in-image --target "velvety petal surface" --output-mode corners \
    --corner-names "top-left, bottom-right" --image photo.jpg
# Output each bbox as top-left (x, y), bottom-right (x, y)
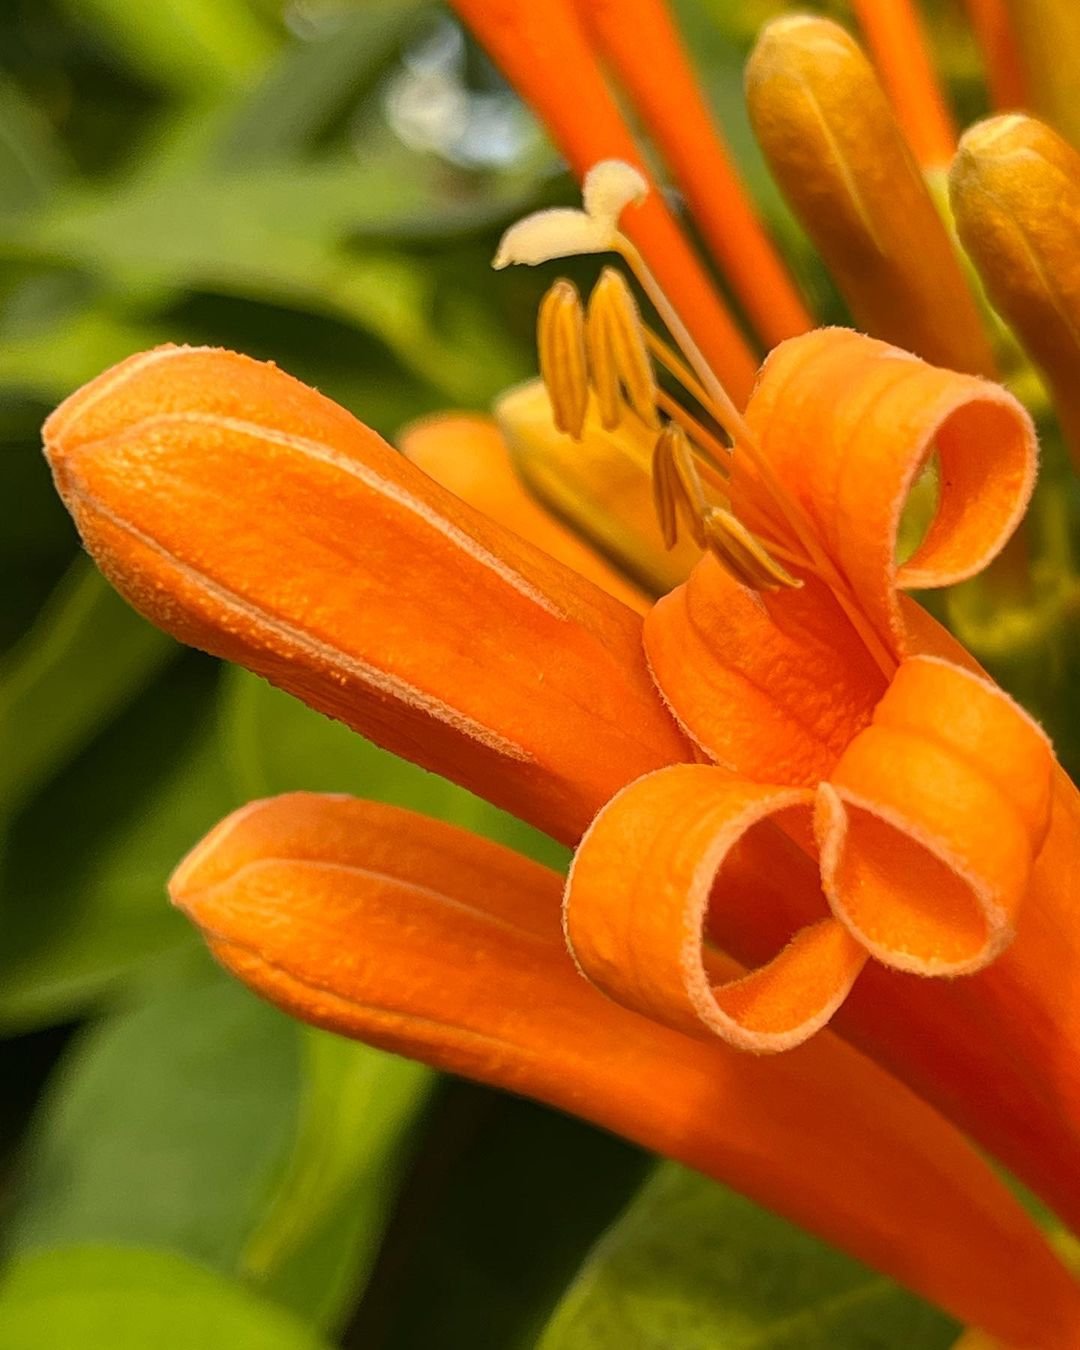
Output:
top-left (43, 346), bottom-right (688, 844)
top-left (172, 792), bottom-right (1080, 1348)
top-left (398, 410), bottom-right (648, 611)
top-left (736, 328), bottom-right (1036, 654)
top-left (564, 765), bottom-right (867, 1052)
top-left (644, 555), bottom-right (885, 784)
top-left (818, 655), bottom-right (1053, 975)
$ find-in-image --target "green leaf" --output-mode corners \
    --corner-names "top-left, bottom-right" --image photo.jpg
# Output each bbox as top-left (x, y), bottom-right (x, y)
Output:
top-left (366, 1088), bottom-right (649, 1350)
top-left (0, 305), bottom-right (169, 403)
top-left (0, 141), bottom-right (538, 400)
top-left (539, 1163), bottom-right (957, 1350)
top-left (218, 1), bottom-right (432, 164)
top-left (0, 78), bottom-right (68, 214)
top-left (218, 666), bottom-right (568, 870)
top-left (0, 662), bottom-right (234, 1031)
top-left (55, 0), bottom-right (277, 98)
top-left (7, 973), bottom-right (301, 1270)
top-left (241, 1031), bottom-right (432, 1330)
top-left (0, 1246), bottom-right (332, 1350)
top-left (0, 558), bottom-right (175, 814)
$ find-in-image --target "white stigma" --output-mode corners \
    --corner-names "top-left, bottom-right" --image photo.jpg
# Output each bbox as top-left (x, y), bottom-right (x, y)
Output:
top-left (492, 159), bottom-right (649, 270)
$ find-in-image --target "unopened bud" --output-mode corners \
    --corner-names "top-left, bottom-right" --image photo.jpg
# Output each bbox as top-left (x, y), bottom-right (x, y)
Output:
top-left (746, 16), bottom-right (996, 377)
top-left (950, 114), bottom-right (1080, 464)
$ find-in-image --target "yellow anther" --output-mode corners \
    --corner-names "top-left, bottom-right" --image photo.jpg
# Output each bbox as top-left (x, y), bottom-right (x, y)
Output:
top-left (703, 506), bottom-right (801, 591)
top-left (537, 279), bottom-right (589, 439)
top-left (651, 424), bottom-right (796, 590)
top-left (585, 267), bottom-right (659, 433)
top-left (495, 378), bottom-right (701, 595)
top-left (651, 424), bottom-right (710, 552)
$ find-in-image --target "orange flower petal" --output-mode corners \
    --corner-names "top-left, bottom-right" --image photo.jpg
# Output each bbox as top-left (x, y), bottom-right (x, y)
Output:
top-left (644, 554), bottom-right (886, 784)
top-left (571, 0), bottom-right (811, 346)
top-left (961, 0), bottom-right (1028, 110)
top-left (737, 328), bottom-right (1036, 654)
top-left (448, 0), bottom-right (758, 404)
top-left (398, 411), bottom-right (648, 612)
top-left (700, 608), bottom-right (1080, 1232)
top-left (817, 656), bottom-right (1053, 975)
top-left (171, 792), bottom-right (1080, 1346)
top-left (849, 0), bottom-right (956, 168)
top-left (564, 765), bottom-right (867, 1052)
top-left (43, 346), bottom-right (688, 844)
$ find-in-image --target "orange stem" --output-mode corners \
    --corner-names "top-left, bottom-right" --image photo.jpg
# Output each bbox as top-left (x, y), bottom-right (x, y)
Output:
top-left (574, 0), bottom-right (813, 346)
top-left (850, 0), bottom-right (957, 167)
top-left (961, 0), bottom-right (1029, 109)
top-left (449, 0), bottom-right (758, 406)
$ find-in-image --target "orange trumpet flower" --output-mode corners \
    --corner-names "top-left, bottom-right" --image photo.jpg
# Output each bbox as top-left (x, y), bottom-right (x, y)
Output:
top-left (169, 792), bottom-right (1080, 1348)
top-left (37, 0), bottom-right (1080, 1340)
top-left (39, 321), bottom-right (1080, 1340)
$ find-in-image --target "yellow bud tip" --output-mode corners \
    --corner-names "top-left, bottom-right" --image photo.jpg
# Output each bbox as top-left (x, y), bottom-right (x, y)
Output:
top-left (958, 114), bottom-right (1032, 158)
top-left (748, 14), bottom-right (857, 79)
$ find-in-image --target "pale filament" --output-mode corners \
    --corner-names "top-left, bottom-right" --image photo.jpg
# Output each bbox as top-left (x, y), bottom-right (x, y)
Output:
top-left (537, 263), bottom-right (800, 593)
top-left (611, 231), bottom-right (898, 678)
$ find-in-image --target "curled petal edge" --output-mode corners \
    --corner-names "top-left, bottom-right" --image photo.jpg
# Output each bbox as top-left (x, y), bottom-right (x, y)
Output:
top-left (816, 656), bottom-right (1054, 975)
top-left (563, 764), bottom-right (867, 1053)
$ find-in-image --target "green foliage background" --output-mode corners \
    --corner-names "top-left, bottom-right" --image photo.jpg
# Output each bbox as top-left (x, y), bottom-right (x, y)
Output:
top-left (0, 1), bottom-right (1046, 1345)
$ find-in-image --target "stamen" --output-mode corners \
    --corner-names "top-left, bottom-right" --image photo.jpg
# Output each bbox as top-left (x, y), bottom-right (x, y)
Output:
top-left (613, 237), bottom-right (751, 448)
top-left (703, 506), bottom-right (801, 591)
top-left (537, 280), bottom-right (589, 438)
top-left (643, 328), bottom-right (716, 423)
top-left (652, 425), bottom-right (800, 591)
top-left (653, 424), bottom-right (709, 549)
top-left (503, 165), bottom-right (896, 668)
top-left (653, 390), bottom-right (730, 471)
top-left (586, 267), bottom-right (659, 432)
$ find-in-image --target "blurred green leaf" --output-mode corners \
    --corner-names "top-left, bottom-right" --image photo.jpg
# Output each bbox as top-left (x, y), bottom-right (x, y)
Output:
top-left (367, 1088), bottom-right (649, 1350)
top-left (0, 80), bottom-right (68, 214)
top-left (0, 559), bottom-right (175, 814)
top-left (0, 1246), bottom-right (332, 1349)
top-left (219, 1), bottom-right (432, 164)
top-left (56, 0), bottom-right (278, 99)
top-left (0, 305), bottom-right (168, 402)
top-left (0, 662), bottom-right (231, 1030)
top-left (539, 1163), bottom-right (956, 1349)
top-left (242, 1031), bottom-right (432, 1331)
top-left (0, 150), bottom-right (532, 401)
top-left (219, 667), bottom-right (568, 870)
top-left (7, 973), bottom-right (299, 1268)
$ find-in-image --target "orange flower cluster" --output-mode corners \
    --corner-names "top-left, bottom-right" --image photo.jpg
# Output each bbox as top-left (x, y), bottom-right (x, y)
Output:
top-left (40, 0), bottom-right (1080, 1344)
